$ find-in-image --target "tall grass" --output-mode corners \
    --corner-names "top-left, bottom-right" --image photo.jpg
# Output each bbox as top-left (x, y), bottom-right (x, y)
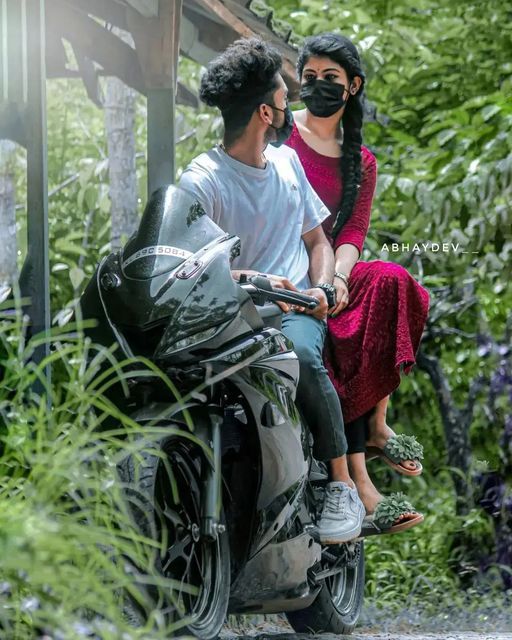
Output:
top-left (0, 300), bottom-right (194, 639)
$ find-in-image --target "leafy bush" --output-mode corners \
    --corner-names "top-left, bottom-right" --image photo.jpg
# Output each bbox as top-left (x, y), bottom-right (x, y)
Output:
top-left (0, 300), bottom-right (196, 639)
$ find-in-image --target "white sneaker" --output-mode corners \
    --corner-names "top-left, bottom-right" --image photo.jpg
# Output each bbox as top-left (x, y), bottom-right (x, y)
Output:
top-left (318, 481), bottom-right (365, 544)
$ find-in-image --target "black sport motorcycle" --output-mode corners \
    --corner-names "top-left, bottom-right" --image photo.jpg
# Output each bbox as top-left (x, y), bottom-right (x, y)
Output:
top-left (79, 185), bottom-right (365, 639)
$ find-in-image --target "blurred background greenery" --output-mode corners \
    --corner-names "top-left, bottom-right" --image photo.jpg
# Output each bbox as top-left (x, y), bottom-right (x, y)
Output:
top-left (1, 0), bottom-right (511, 636)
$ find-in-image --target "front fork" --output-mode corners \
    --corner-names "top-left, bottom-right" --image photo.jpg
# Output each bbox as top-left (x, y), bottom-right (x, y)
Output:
top-left (201, 409), bottom-right (225, 541)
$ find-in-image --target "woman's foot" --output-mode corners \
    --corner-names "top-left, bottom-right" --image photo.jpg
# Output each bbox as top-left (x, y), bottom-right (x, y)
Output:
top-left (354, 476), bottom-right (415, 525)
top-left (366, 407), bottom-right (422, 474)
top-left (360, 491), bottom-right (424, 538)
top-left (347, 452), bottom-right (423, 537)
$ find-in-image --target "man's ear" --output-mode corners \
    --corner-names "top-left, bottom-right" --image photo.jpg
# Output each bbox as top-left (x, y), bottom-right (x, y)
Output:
top-left (257, 103), bottom-right (274, 125)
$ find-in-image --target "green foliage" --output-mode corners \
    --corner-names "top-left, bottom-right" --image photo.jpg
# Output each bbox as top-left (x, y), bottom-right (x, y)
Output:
top-left (0, 302), bottom-right (198, 638)
top-left (271, 0), bottom-right (511, 611)
top-left (5, 0), bottom-right (510, 626)
top-left (363, 471), bottom-right (502, 610)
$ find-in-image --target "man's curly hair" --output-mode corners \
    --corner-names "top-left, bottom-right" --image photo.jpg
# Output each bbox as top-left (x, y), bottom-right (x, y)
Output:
top-left (200, 38), bottom-right (282, 144)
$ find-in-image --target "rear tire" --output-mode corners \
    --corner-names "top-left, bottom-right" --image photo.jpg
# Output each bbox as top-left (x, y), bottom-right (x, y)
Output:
top-left (286, 541), bottom-right (364, 635)
top-left (118, 432), bottom-right (230, 640)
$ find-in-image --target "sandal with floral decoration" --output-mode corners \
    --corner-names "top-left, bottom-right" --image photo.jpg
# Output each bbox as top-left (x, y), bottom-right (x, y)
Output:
top-left (366, 433), bottom-right (424, 476)
top-left (359, 493), bottom-right (424, 538)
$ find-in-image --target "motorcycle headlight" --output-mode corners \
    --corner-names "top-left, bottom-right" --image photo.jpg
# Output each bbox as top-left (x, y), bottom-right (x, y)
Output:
top-left (157, 323), bottom-right (226, 358)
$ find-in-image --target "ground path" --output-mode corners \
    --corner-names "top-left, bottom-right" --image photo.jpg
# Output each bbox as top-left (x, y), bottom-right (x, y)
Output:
top-left (223, 632), bottom-right (512, 640)
top-left (221, 618), bottom-right (512, 640)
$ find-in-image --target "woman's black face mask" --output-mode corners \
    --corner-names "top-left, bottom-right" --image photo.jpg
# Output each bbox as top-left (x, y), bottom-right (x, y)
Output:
top-left (299, 78), bottom-right (349, 118)
top-left (267, 104), bottom-right (294, 147)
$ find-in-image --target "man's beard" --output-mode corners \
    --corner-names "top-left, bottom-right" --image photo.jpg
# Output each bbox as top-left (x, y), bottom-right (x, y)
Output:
top-left (263, 126), bottom-right (276, 146)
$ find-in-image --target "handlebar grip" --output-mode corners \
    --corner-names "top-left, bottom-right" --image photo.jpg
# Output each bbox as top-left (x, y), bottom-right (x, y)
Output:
top-left (242, 275), bottom-right (319, 310)
top-left (273, 289), bottom-right (319, 310)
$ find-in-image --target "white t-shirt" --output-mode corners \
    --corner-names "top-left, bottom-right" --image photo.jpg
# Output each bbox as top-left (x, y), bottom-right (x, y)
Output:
top-left (178, 144), bottom-right (330, 291)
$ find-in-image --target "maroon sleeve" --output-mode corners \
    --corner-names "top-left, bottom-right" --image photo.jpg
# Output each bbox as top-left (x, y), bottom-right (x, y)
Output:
top-left (334, 147), bottom-right (377, 254)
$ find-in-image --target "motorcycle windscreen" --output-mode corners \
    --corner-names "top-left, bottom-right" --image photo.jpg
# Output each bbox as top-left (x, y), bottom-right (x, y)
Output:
top-left (121, 185), bottom-right (226, 279)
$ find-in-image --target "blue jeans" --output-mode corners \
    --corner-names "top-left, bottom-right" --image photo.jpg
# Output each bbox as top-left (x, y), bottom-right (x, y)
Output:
top-left (281, 313), bottom-right (347, 461)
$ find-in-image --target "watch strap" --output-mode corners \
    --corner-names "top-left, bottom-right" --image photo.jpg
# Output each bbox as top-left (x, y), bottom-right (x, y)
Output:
top-left (314, 283), bottom-right (337, 307)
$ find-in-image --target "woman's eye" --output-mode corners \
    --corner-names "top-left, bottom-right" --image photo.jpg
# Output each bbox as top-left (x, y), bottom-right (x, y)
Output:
top-left (304, 75), bottom-right (316, 83)
top-left (325, 74), bottom-right (338, 82)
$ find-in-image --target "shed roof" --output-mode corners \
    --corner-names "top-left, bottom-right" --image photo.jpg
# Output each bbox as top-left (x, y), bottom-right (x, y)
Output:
top-left (45, 0), bottom-right (301, 109)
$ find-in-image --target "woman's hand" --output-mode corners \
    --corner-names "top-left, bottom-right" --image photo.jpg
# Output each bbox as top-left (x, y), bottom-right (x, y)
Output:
top-left (330, 279), bottom-right (349, 317)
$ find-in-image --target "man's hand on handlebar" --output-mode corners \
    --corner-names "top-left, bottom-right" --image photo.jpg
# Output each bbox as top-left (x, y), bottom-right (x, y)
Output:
top-left (293, 288), bottom-right (329, 320)
top-left (262, 275), bottom-right (298, 313)
top-left (236, 273), bottom-right (321, 314)
top-left (233, 270), bottom-right (299, 313)
top-left (232, 270), bottom-right (298, 291)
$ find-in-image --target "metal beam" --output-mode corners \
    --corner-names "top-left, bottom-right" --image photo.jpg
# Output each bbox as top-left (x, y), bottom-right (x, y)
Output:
top-left (142, 0), bottom-right (183, 195)
top-left (180, 11), bottom-right (227, 67)
top-left (59, 0), bottom-right (129, 30)
top-left (147, 88), bottom-right (175, 196)
top-left (127, 0), bottom-right (178, 88)
top-left (193, 0), bottom-right (298, 95)
top-left (5, 0), bottom-right (27, 103)
top-left (71, 44), bottom-right (104, 107)
top-left (24, 0), bottom-right (50, 376)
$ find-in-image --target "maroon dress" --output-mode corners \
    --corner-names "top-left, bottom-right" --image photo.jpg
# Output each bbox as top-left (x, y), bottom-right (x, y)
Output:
top-left (286, 122), bottom-right (430, 423)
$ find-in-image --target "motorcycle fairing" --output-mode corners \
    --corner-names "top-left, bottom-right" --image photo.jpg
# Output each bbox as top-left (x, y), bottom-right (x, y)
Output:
top-left (229, 532), bottom-right (321, 614)
top-left (96, 235), bottom-right (251, 360)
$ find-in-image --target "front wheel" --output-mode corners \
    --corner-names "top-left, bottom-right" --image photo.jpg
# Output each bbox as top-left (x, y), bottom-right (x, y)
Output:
top-left (118, 432), bottom-right (230, 640)
top-left (286, 541), bottom-right (364, 635)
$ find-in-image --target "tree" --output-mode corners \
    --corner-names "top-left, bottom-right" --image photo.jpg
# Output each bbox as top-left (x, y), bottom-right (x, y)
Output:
top-left (104, 76), bottom-right (138, 250)
top-left (0, 140), bottom-right (18, 291)
top-left (103, 29), bottom-right (138, 250)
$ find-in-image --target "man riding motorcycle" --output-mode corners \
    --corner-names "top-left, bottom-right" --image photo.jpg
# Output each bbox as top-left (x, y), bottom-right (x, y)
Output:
top-left (179, 36), bottom-right (365, 545)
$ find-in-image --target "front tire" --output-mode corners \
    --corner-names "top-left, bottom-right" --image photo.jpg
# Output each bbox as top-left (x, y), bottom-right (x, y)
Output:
top-left (286, 541), bottom-right (364, 635)
top-left (118, 432), bottom-right (230, 640)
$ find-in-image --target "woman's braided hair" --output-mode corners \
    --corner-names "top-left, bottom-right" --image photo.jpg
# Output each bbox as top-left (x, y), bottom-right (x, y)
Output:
top-left (297, 33), bottom-right (366, 240)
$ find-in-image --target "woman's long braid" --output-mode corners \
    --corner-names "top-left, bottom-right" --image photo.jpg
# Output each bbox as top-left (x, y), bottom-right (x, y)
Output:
top-left (296, 33), bottom-right (366, 241)
top-left (331, 89), bottom-right (364, 240)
